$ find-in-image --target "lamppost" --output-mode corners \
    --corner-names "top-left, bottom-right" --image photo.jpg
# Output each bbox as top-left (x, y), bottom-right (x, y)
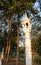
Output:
top-left (21, 12), bottom-right (32, 65)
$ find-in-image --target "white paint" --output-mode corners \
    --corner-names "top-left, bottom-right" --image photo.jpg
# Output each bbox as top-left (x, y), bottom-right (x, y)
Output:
top-left (21, 12), bottom-right (32, 65)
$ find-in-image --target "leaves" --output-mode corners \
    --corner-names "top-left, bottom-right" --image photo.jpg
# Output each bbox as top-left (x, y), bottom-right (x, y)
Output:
top-left (0, 0), bottom-right (34, 15)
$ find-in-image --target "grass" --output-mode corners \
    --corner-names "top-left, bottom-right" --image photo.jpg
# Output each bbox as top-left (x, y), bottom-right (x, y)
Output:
top-left (33, 55), bottom-right (41, 65)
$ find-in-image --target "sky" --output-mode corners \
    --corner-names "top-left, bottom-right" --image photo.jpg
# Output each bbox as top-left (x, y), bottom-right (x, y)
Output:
top-left (33, 0), bottom-right (40, 11)
top-left (33, 0), bottom-right (41, 17)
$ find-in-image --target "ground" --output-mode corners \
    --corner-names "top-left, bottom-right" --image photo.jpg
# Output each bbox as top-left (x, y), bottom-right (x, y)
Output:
top-left (3, 59), bottom-right (25, 65)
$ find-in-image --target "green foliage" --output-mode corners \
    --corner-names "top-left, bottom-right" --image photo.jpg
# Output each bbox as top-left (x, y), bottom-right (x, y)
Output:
top-left (0, 0), bottom-right (35, 16)
top-left (0, 36), bottom-right (4, 51)
top-left (32, 34), bottom-right (41, 56)
top-left (31, 37), bottom-right (38, 52)
top-left (37, 26), bottom-right (41, 31)
top-left (37, 35), bottom-right (41, 55)
top-left (34, 55), bottom-right (41, 64)
top-left (31, 8), bottom-right (38, 14)
top-left (19, 46), bottom-right (25, 54)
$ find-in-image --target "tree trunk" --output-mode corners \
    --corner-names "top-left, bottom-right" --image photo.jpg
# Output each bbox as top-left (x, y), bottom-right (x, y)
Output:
top-left (16, 27), bottom-right (20, 65)
top-left (4, 19), bottom-right (7, 62)
top-left (5, 38), bottom-right (11, 62)
top-left (5, 17), bottom-right (12, 62)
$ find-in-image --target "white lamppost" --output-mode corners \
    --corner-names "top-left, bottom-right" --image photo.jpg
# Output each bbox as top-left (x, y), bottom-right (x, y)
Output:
top-left (21, 12), bottom-right (32, 65)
